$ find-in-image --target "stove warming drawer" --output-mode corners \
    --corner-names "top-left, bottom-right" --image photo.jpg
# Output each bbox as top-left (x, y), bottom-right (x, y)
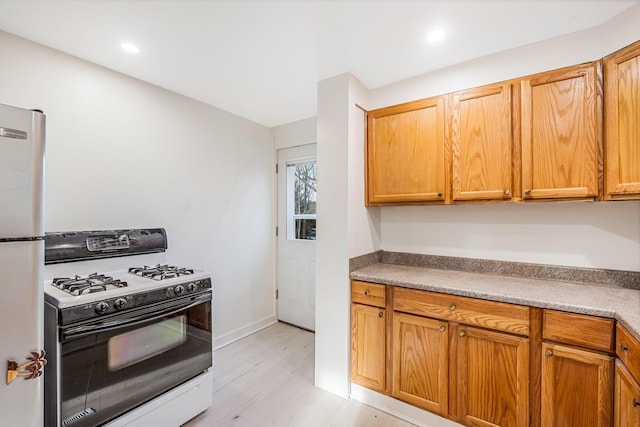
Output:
top-left (104, 370), bottom-right (213, 427)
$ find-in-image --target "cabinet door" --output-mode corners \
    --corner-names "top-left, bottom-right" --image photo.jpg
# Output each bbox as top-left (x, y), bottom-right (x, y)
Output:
top-left (615, 360), bottom-right (640, 427)
top-left (521, 63), bottom-right (600, 200)
top-left (451, 83), bottom-right (513, 201)
top-left (541, 342), bottom-right (613, 427)
top-left (604, 40), bottom-right (640, 200)
top-left (457, 326), bottom-right (529, 427)
top-left (351, 303), bottom-right (386, 392)
top-left (366, 96), bottom-right (446, 204)
top-left (392, 312), bottom-right (449, 416)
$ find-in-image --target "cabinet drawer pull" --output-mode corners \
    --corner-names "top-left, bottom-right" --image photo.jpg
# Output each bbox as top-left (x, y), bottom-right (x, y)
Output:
top-left (364, 290), bottom-right (369, 296)
top-left (621, 344), bottom-right (629, 351)
top-left (378, 312), bottom-right (383, 318)
top-left (449, 304), bottom-right (456, 311)
top-left (439, 326), bottom-right (446, 333)
top-left (634, 399), bottom-right (640, 408)
top-left (459, 331), bottom-right (466, 337)
top-left (545, 349), bottom-right (553, 357)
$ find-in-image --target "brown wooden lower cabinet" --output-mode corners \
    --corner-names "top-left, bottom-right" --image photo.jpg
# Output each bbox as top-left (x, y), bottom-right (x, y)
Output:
top-left (458, 326), bottom-right (529, 427)
top-left (541, 342), bottom-right (613, 427)
top-left (615, 360), bottom-right (640, 427)
top-left (351, 303), bottom-right (386, 392)
top-left (392, 312), bottom-right (449, 416)
top-left (350, 281), bottom-right (628, 427)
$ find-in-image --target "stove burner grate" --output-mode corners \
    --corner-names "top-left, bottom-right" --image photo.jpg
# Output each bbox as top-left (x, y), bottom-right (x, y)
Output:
top-left (128, 264), bottom-right (194, 281)
top-left (52, 273), bottom-right (128, 296)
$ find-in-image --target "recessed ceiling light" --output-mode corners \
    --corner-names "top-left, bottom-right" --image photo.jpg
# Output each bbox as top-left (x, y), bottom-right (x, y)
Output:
top-left (426, 29), bottom-right (446, 44)
top-left (120, 42), bottom-right (139, 54)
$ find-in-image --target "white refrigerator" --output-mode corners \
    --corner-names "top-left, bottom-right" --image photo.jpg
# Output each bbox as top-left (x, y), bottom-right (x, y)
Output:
top-left (0, 103), bottom-right (46, 426)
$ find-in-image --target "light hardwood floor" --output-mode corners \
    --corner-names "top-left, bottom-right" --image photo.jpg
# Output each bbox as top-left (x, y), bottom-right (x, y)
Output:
top-left (183, 322), bottom-right (415, 427)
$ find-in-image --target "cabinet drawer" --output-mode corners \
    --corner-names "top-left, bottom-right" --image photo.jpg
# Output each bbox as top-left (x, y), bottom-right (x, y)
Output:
top-left (543, 310), bottom-right (614, 353)
top-left (617, 323), bottom-right (640, 381)
top-left (393, 287), bottom-right (530, 335)
top-left (351, 281), bottom-right (386, 308)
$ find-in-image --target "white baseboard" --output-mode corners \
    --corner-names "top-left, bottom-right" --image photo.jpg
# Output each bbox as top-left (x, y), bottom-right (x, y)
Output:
top-left (213, 314), bottom-right (278, 350)
top-left (349, 383), bottom-right (464, 427)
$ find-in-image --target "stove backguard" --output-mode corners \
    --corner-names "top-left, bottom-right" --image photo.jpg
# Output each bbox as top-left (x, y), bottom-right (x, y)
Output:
top-left (44, 228), bottom-right (167, 264)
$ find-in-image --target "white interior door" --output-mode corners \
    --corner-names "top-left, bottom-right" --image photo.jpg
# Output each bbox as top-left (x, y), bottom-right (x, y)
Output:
top-left (277, 144), bottom-right (317, 331)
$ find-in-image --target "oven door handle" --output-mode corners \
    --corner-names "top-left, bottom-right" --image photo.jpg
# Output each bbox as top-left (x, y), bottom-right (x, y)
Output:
top-left (61, 293), bottom-right (212, 341)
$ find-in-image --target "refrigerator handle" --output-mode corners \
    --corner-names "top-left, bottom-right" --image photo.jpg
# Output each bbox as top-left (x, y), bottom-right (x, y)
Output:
top-left (6, 349), bottom-right (46, 385)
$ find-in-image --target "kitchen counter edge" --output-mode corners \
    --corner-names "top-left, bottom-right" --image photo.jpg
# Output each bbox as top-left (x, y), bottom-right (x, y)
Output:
top-left (350, 262), bottom-right (640, 342)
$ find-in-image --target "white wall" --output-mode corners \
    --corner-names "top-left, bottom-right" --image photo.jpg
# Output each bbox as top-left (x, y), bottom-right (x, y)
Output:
top-left (314, 73), bottom-right (382, 398)
top-left (382, 202), bottom-right (640, 271)
top-left (0, 30), bottom-right (276, 348)
top-left (348, 77), bottom-right (381, 258)
top-left (368, 4), bottom-right (640, 272)
top-left (315, 74), bottom-right (351, 397)
top-left (272, 116), bottom-right (317, 150)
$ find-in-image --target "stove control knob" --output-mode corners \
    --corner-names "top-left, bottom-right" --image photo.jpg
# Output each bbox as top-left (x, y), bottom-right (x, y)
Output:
top-left (174, 285), bottom-right (185, 296)
top-left (114, 298), bottom-right (128, 310)
top-left (95, 301), bottom-right (109, 315)
top-left (187, 282), bottom-right (197, 292)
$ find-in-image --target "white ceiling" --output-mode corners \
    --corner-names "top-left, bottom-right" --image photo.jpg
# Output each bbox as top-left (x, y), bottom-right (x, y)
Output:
top-left (0, 0), bottom-right (637, 127)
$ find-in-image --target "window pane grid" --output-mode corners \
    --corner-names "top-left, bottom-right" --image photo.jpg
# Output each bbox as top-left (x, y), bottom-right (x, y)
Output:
top-left (287, 161), bottom-right (317, 240)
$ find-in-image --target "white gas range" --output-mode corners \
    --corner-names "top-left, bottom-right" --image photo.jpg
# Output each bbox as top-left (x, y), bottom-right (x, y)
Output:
top-left (43, 229), bottom-right (213, 427)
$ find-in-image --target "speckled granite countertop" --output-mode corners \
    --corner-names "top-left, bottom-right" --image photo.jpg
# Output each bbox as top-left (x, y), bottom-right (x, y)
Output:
top-left (351, 262), bottom-right (640, 342)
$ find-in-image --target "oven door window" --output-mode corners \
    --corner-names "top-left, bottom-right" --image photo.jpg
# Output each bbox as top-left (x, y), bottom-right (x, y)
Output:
top-left (59, 299), bottom-right (212, 427)
top-left (109, 316), bottom-right (187, 371)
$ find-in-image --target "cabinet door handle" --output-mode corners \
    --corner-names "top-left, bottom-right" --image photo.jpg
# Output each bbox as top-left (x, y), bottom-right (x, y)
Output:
top-left (524, 189), bottom-right (532, 195)
top-left (621, 344), bottom-right (629, 351)
top-left (378, 312), bottom-right (383, 318)
top-left (439, 326), bottom-right (446, 333)
top-left (364, 290), bottom-right (369, 296)
top-left (459, 331), bottom-right (466, 337)
top-left (437, 192), bottom-right (443, 198)
top-left (504, 189), bottom-right (510, 196)
top-left (634, 399), bottom-right (640, 408)
top-left (545, 349), bottom-right (553, 357)
top-left (449, 304), bottom-right (456, 311)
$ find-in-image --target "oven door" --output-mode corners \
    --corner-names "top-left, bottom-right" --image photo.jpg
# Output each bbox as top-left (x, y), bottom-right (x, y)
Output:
top-left (57, 292), bottom-right (212, 427)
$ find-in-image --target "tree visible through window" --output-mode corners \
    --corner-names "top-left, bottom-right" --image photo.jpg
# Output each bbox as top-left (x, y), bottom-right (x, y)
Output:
top-left (287, 161), bottom-right (316, 240)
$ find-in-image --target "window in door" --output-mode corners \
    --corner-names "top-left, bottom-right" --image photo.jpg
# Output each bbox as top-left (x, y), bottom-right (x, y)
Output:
top-left (287, 160), bottom-right (317, 240)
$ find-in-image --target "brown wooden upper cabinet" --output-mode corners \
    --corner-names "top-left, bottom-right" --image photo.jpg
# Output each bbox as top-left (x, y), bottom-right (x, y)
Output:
top-left (366, 96), bottom-right (447, 205)
top-left (451, 82), bottom-right (514, 201)
top-left (520, 62), bottom-right (601, 201)
top-left (364, 41), bottom-right (640, 205)
top-left (604, 40), bottom-right (640, 200)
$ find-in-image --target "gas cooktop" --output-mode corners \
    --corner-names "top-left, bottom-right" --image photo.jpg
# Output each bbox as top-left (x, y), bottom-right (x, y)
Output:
top-left (44, 265), bottom-right (211, 310)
